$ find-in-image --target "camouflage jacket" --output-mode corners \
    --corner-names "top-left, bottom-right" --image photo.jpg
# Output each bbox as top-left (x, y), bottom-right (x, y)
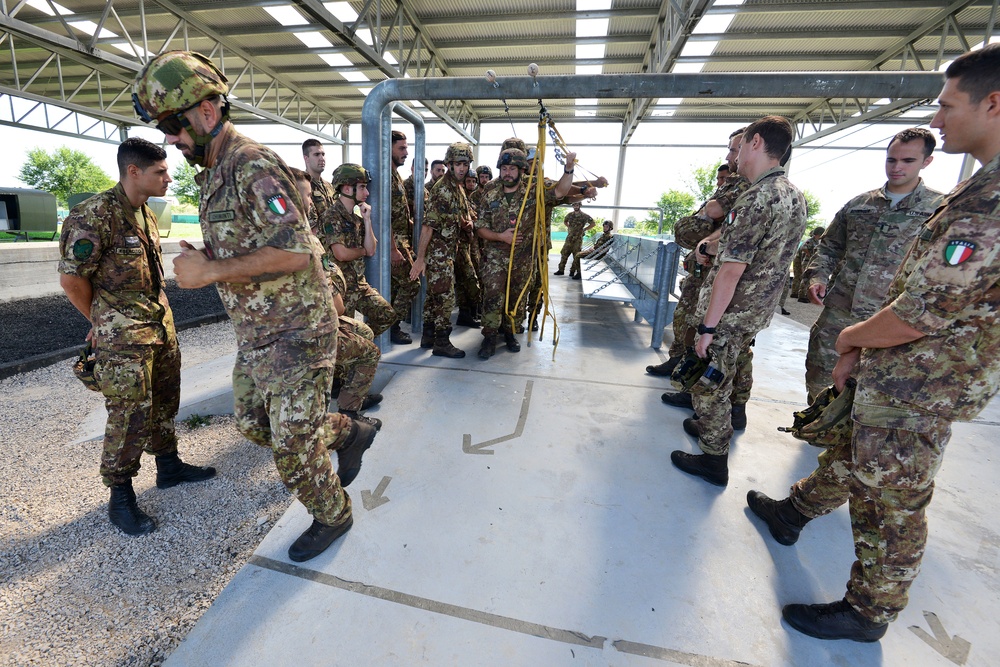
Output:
top-left (196, 126), bottom-right (336, 351)
top-left (697, 166), bottom-right (807, 337)
top-left (426, 174), bottom-right (470, 248)
top-left (390, 167), bottom-right (413, 249)
top-left (804, 180), bottom-right (943, 318)
top-left (856, 153), bottom-right (1000, 422)
top-left (321, 199), bottom-right (371, 288)
top-left (403, 174), bottom-right (431, 218)
top-left (590, 230), bottom-right (613, 250)
top-left (476, 179), bottom-right (558, 256)
top-left (309, 177), bottom-right (337, 238)
top-left (563, 211), bottom-right (595, 245)
top-left (792, 237), bottom-right (820, 276)
top-left (58, 183), bottom-right (174, 348)
top-left (674, 174), bottom-right (751, 250)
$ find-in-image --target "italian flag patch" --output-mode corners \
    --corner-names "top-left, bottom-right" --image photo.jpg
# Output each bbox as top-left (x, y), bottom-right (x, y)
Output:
top-left (267, 194), bottom-right (288, 215)
top-left (944, 239), bottom-right (975, 265)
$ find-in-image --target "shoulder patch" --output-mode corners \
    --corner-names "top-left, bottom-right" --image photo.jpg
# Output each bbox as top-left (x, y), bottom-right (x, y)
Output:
top-left (72, 239), bottom-right (94, 261)
top-left (267, 194), bottom-right (289, 215)
top-left (944, 239), bottom-right (976, 265)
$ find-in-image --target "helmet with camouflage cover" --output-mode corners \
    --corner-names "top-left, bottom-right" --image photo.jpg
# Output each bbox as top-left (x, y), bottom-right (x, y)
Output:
top-left (444, 142), bottom-right (473, 164)
top-left (500, 137), bottom-right (526, 153)
top-left (73, 342), bottom-right (100, 392)
top-left (476, 165), bottom-right (492, 179)
top-left (132, 51), bottom-right (231, 166)
top-left (778, 378), bottom-right (856, 448)
top-left (496, 148), bottom-right (528, 171)
top-left (330, 164), bottom-right (372, 192)
top-left (670, 349), bottom-right (711, 393)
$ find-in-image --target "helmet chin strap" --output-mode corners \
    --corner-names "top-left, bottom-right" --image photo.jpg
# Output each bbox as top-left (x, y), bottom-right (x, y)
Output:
top-left (184, 100), bottom-right (230, 167)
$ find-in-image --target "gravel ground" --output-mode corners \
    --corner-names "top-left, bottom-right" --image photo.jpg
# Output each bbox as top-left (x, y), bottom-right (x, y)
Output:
top-left (0, 322), bottom-right (292, 667)
top-left (0, 281), bottom-right (226, 368)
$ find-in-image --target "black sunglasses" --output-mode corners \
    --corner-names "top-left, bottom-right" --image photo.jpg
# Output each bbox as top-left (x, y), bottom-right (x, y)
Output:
top-left (131, 92), bottom-right (196, 135)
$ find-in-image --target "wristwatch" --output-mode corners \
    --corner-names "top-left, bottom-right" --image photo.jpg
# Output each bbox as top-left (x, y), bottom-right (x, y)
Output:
top-left (697, 323), bottom-right (716, 335)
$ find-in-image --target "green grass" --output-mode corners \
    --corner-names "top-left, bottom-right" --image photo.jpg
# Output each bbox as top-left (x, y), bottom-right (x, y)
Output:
top-left (163, 222), bottom-right (203, 239)
top-left (0, 230), bottom-right (58, 243)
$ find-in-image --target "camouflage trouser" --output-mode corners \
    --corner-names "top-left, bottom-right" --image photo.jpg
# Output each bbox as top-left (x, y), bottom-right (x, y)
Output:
top-left (778, 275), bottom-right (791, 311)
top-left (455, 234), bottom-right (482, 312)
top-left (480, 244), bottom-right (531, 335)
top-left (789, 439), bottom-right (853, 518)
top-left (335, 316), bottom-right (379, 412)
top-left (669, 258), bottom-right (705, 358)
top-left (844, 397), bottom-right (951, 624)
top-left (558, 235), bottom-right (584, 273)
top-left (690, 332), bottom-right (755, 455)
top-left (423, 235), bottom-right (457, 331)
top-left (390, 239), bottom-right (421, 323)
top-left (790, 266), bottom-right (804, 299)
top-left (96, 339), bottom-right (181, 486)
top-left (805, 306), bottom-right (858, 403)
top-left (343, 279), bottom-right (398, 337)
top-left (526, 256), bottom-right (545, 325)
top-left (232, 332), bottom-right (353, 526)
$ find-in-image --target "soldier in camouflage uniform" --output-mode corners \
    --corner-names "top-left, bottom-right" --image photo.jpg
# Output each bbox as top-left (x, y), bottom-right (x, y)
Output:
top-left (320, 163), bottom-right (399, 337)
top-left (302, 139), bottom-right (337, 227)
top-left (577, 220), bottom-right (614, 261)
top-left (454, 172), bottom-right (483, 328)
top-left (475, 148), bottom-right (578, 358)
top-left (408, 143), bottom-right (476, 357)
top-left (291, 167), bottom-right (383, 428)
top-left (777, 46), bottom-right (1000, 641)
top-left (555, 202), bottom-right (595, 277)
top-left (403, 158), bottom-right (425, 218)
top-left (135, 50), bottom-right (378, 562)
top-left (388, 131), bottom-right (421, 344)
top-left (671, 117), bottom-right (806, 487)
top-left (790, 227), bottom-right (823, 301)
top-left (59, 137), bottom-right (216, 536)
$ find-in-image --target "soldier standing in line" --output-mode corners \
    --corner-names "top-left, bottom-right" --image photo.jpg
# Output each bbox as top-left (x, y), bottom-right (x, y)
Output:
top-left (555, 202), bottom-right (595, 279)
top-left (775, 45), bottom-right (1000, 642)
top-left (302, 139), bottom-right (337, 226)
top-left (134, 50), bottom-right (377, 562)
top-left (746, 129), bottom-right (943, 551)
top-left (59, 137), bottom-right (216, 536)
top-left (670, 116), bottom-right (807, 487)
top-left (320, 164), bottom-right (399, 337)
top-left (652, 129), bottom-right (752, 433)
top-left (790, 226), bottom-right (824, 301)
top-left (403, 157), bottom-right (426, 217)
top-left (475, 148), bottom-right (578, 359)
top-left (453, 171), bottom-right (483, 329)
top-left (388, 131), bottom-right (421, 344)
top-left (408, 142), bottom-right (475, 357)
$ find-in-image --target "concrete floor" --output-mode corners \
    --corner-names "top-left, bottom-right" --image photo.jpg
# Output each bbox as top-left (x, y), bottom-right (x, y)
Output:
top-left (163, 268), bottom-right (999, 667)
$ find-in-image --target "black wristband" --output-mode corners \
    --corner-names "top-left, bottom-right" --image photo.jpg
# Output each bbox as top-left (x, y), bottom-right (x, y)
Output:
top-left (697, 323), bottom-right (716, 335)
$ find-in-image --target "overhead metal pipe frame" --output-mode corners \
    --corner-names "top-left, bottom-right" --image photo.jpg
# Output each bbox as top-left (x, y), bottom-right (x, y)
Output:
top-left (361, 71), bottom-right (944, 349)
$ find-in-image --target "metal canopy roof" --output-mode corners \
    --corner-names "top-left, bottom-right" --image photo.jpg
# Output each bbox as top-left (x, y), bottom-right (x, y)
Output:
top-left (0, 0), bottom-right (997, 147)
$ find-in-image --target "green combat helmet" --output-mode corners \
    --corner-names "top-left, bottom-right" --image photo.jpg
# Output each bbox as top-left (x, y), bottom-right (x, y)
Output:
top-left (500, 137), bottom-right (527, 153)
top-left (73, 342), bottom-right (100, 392)
top-left (331, 164), bottom-right (372, 191)
top-left (444, 142), bottom-right (473, 164)
top-left (670, 349), bottom-right (711, 393)
top-left (476, 166), bottom-right (493, 179)
top-left (496, 148), bottom-right (528, 170)
top-left (132, 51), bottom-right (231, 166)
top-left (778, 378), bottom-right (856, 448)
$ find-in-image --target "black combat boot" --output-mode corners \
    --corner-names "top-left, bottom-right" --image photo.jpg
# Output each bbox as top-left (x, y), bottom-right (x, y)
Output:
top-left (360, 393), bottom-right (383, 410)
top-left (155, 453), bottom-right (216, 489)
top-left (288, 516), bottom-right (354, 562)
top-left (389, 323), bottom-right (412, 345)
top-left (661, 391), bottom-right (694, 409)
top-left (731, 403), bottom-right (748, 430)
top-left (456, 308), bottom-right (481, 328)
top-left (478, 334), bottom-right (497, 360)
top-left (782, 599), bottom-right (888, 642)
top-left (334, 419), bottom-right (379, 487)
top-left (432, 327), bottom-right (466, 358)
top-left (670, 451), bottom-right (729, 486)
top-left (420, 323), bottom-right (435, 349)
top-left (503, 331), bottom-right (521, 353)
top-left (682, 417), bottom-right (701, 439)
top-left (554, 268), bottom-right (565, 276)
top-left (746, 491), bottom-right (812, 545)
top-left (646, 356), bottom-right (681, 377)
top-left (339, 410), bottom-right (382, 431)
top-left (530, 317), bottom-right (539, 332)
top-left (108, 481), bottom-right (156, 536)
top-left (572, 273), bottom-right (581, 280)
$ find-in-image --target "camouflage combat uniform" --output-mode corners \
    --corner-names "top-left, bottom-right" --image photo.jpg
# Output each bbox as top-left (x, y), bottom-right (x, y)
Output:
top-left (321, 198), bottom-right (398, 336)
top-left (558, 210), bottom-right (594, 274)
top-left (578, 229), bottom-right (613, 261)
top-left (839, 154), bottom-right (999, 624)
top-left (309, 177), bottom-right (337, 231)
top-left (454, 194), bottom-right (482, 317)
top-left (422, 175), bottom-right (469, 331)
top-left (476, 182), bottom-right (558, 335)
top-left (389, 166), bottom-right (421, 323)
top-left (328, 263), bottom-right (380, 412)
top-left (58, 184), bottom-right (180, 487)
top-left (198, 125), bottom-right (352, 527)
top-left (790, 235), bottom-right (820, 299)
top-left (800, 181), bottom-right (943, 401)
top-left (691, 166), bottom-right (807, 455)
